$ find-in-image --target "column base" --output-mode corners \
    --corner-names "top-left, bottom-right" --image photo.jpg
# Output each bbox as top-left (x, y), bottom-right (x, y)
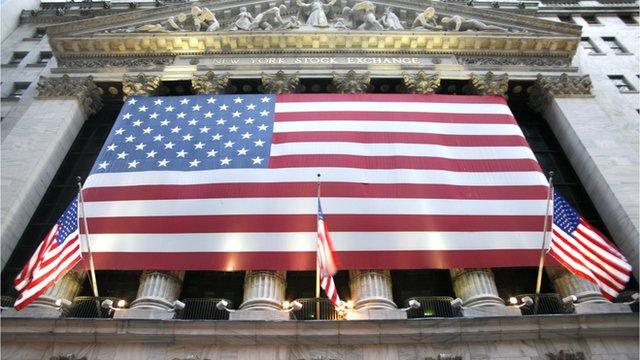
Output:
top-left (461, 305), bottom-right (522, 318)
top-left (1, 307), bottom-right (63, 318)
top-left (229, 309), bottom-right (291, 321)
top-left (345, 308), bottom-right (407, 320)
top-left (573, 302), bottom-right (632, 314)
top-left (113, 308), bottom-right (177, 320)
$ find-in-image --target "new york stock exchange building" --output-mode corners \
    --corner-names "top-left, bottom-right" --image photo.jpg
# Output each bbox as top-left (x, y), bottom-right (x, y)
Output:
top-left (1, 0), bottom-right (639, 359)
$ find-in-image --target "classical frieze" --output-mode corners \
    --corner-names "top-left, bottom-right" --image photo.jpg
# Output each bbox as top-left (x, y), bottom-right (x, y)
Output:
top-left (403, 70), bottom-right (440, 94)
top-left (261, 71), bottom-right (300, 94)
top-left (332, 70), bottom-right (371, 93)
top-left (470, 71), bottom-right (509, 96)
top-left (191, 71), bottom-right (230, 94)
top-left (457, 55), bottom-right (571, 67)
top-left (546, 351), bottom-right (586, 360)
top-left (36, 74), bottom-right (103, 115)
top-left (50, 355), bottom-right (86, 360)
top-left (122, 73), bottom-right (161, 97)
top-left (57, 56), bottom-right (174, 68)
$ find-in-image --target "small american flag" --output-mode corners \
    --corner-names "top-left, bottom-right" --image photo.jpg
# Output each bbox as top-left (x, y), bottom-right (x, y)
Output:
top-left (81, 93), bottom-right (550, 270)
top-left (14, 197), bottom-right (82, 310)
top-left (550, 192), bottom-right (631, 300)
top-left (317, 198), bottom-right (341, 307)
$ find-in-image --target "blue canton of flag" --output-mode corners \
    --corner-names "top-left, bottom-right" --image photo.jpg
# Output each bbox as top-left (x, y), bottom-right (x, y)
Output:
top-left (553, 192), bottom-right (581, 234)
top-left (92, 95), bottom-right (276, 173)
top-left (55, 198), bottom-right (79, 245)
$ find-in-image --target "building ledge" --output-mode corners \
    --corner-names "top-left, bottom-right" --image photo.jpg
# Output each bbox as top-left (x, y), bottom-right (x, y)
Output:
top-left (1, 313), bottom-right (637, 345)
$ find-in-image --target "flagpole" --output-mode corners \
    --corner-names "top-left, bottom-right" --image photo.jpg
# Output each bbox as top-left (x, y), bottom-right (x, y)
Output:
top-left (533, 171), bottom-right (553, 314)
top-left (77, 177), bottom-right (99, 298)
top-left (316, 173), bottom-right (321, 320)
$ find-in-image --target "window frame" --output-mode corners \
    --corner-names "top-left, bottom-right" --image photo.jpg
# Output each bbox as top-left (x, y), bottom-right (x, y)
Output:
top-left (580, 37), bottom-right (603, 55)
top-left (601, 37), bottom-right (631, 55)
top-left (582, 15), bottom-right (601, 25)
top-left (608, 75), bottom-right (638, 93)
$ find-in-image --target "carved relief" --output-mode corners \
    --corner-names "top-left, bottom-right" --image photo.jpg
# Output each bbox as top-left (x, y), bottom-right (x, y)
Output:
top-left (527, 73), bottom-right (593, 111)
top-left (191, 71), bottom-right (230, 95)
top-left (403, 70), bottom-right (441, 94)
top-left (50, 355), bottom-right (87, 360)
top-left (135, 6), bottom-right (220, 32)
top-left (58, 56), bottom-right (174, 68)
top-left (122, 73), bottom-right (161, 97)
top-left (297, 0), bottom-right (337, 28)
top-left (546, 351), bottom-right (586, 360)
top-left (457, 56), bottom-right (570, 67)
top-left (37, 74), bottom-right (103, 115)
top-left (332, 70), bottom-right (370, 93)
top-left (343, 2), bottom-right (384, 31)
top-left (380, 7), bottom-right (404, 30)
top-left (470, 71), bottom-right (509, 96)
top-left (262, 71), bottom-right (300, 94)
top-left (425, 355), bottom-right (463, 360)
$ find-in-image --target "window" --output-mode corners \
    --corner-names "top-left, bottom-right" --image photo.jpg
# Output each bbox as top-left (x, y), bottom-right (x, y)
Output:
top-left (608, 75), bottom-right (636, 92)
top-left (33, 28), bottom-right (46, 38)
top-left (580, 37), bottom-right (602, 54)
top-left (7, 52), bottom-right (27, 65)
top-left (582, 15), bottom-right (600, 24)
top-left (8, 82), bottom-right (30, 98)
top-left (619, 15), bottom-right (637, 25)
top-left (37, 51), bottom-right (53, 64)
top-left (558, 16), bottom-right (574, 23)
top-left (602, 37), bottom-right (630, 54)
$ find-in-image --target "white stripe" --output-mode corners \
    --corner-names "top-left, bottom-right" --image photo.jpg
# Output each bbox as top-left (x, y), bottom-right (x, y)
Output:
top-left (550, 244), bottom-right (618, 298)
top-left (270, 142), bottom-right (536, 160)
top-left (84, 168), bottom-right (548, 188)
top-left (275, 101), bottom-right (513, 115)
top-left (32, 238), bottom-right (81, 280)
top-left (571, 229), bottom-right (631, 282)
top-left (576, 224), bottom-right (629, 263)
top-left (86, 231), bottom-right (545, 252)
top-left (41, 231), bottom-right (79, 262)
top-left (83, 198), bottom-right (548, 217)
top-left (273, 120), bottom-right (523, 136)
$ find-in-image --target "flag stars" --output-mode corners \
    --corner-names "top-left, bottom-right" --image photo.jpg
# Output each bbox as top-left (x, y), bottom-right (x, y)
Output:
top-left (149, 112), bottom-right (159, 119)
top-left (176, 150), bottom-right (188, 158)
top-left (98, 161), bottom-right (109, 170)
top-left (244, 117), bottom-right (255, 124)
top-left (254, 139), bottom-right (265, 147)
top-left (117, 151), bottom-right (129, 159)
top-left (260, 110), bottom-right (270, 117)
top-left (220, 157), bottom-right (232, 165)
top-left (128, 98), bottom-right (138, 105)
top-left (219, 104), bottom-right (229, 111)
top-left (182, 134), bottom-right (194, 141)
top-left (246, 104), bottom-right (256, 110)
top-left (199, 126), bottom-right (210, 133)
top-left (115, 128), bottom-right (125, 135)
top-left (241, 132), bottom-right (252, 139)
top-left (192, 104), bottom-right (202, 111)
top-left (146, 150), bottom-right (157, 158)
top-left (177, 112), bottom-right (186, 119)
top-left (171, 126), bottom-right (181, 133)
top-left (252, 156), bottom-right (264, 165)
top-left (164, 141), bottom-right (175, 149)
top-left (206, 97), bottom-right (216, 104)
top-left (207, 149), bottom-right (218, 157)
top-left (125, 135), bottom-right (136, 142)
top-left (224, 140), bottom-right (235, 148)
top-left (194, 142), bottom-right (205, 149)
top-left (204, 111), bottom-right (213, 118)
top-left (216, 118), bottom-right (226, 125)
top-left (106, 144), bottom-right (118, 151)
top-left (153, 134), bottom-right (165, 142)
top-left (165, 105), bottom-right (175, 112)
top-left (157, 158), bottom-right (169, 167)
top-left (261, 96), bottom-right (270, 103)
top-left (228, 125), bottom-right (239, 132)
top-left (188, 119), bottom-right (198, 126)
top-left (132, 120), bottom-right (143, 127)
top-left (180, 98), bottom-right (190, 105)
top-left (189, 159), bottom-right (201, 168)
top-left (138, 105), bottom-right (148, 112)
top-left (212, 133), bottom-right (222, 141)
top-left (160, 120), bottom-right (170, 126)
top-left (123, 113), bottom-right (132, 120)
top-left (154, 98), bottom-right (164, 105)
top-left (135, 142), bottom-right (147, 151)
top-left (237, 148), bottom-right (248, 156)
top-left (232, 111), bottom-right (241, 118)
top-left (257, 124), bottom-right (269, 131)
top-left (234, 97), bottom-right (243, 104)
top-left (128, 160), bottom-right (140, 169)
top-left (142, 127), bottom-right (153, 134)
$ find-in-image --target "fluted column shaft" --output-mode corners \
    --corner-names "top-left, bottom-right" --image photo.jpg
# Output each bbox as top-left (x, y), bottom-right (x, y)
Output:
top-left (30, 271), bottom-right (86, 309)
top-left (450, 268), bottom-right (504, 307)
top-left (349, 270), bottom-right (397, 310)
top-left (546, 267), bottom-right (607, 303)
top-left (130, 271), bottom-right (185, 310)
top-left (240, 271), bottom-right (286, 310)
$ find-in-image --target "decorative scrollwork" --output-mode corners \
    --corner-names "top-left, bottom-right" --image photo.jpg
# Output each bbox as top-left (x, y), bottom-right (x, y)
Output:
top-left (58, 56), bottom-right (174, 69)
top-left (37, 74), bottom-right (103, 115)
top-left (425, 355), bottom-right (463, 360)
top-left (528, 73), bottom-right (592, 111)
top-left (122, 73), bottom-right (161, 97)
top-left (261, 71), bottom-right (300, 94)
top-left (50, 355), bottom-right (87, 360)
top-left (403, 70), bottom-right (440, 94)
top-left (457, 56), bottom-right (571, 67)
top-left (332, 70), bottom-right (370, 94)
top-left (191, 71), bottom-right (230, 95)
top-left (470, 71), bottom-right (509, 96)
top-left (546, 351), bottom-right (586, 360)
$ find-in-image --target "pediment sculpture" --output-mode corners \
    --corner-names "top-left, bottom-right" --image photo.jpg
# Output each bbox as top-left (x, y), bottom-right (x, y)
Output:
top-left (114, 2), bottom-right (518, 34)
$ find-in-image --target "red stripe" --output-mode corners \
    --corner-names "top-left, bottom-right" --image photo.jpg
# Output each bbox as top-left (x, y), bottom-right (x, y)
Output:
top-left (15, 254), bottom-right (81, 311)
top-left (275, 111), bottom-right (516, 124)
top-left (576, 223), bottom-right (627, 261)
top-left (82, 183), bottom-right (549, 202)
top-left (18, 243), bottom-right (82, 291)
top-left (276, 93), bottom-right (508, 105)
top-left (269, 155), bottom-right (543, 172)
top-left (573, 227), bottom-right (632, 276)
top-left (272, 132), bottom-right (528, 147)
top-left (85, 214), bottom-right (546, 234)
top-left (81, 249), bottom-right (559, 271)
top-left (549, 248), bottom-right (617, 301)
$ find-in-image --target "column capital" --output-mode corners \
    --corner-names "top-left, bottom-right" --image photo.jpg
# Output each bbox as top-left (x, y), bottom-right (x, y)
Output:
top-left (528, 73), bottom-right (593, 111)
top-left (122, 73), bottom-right (161, 97)
top-left (191, 71), bottom-right (230, 95)
top-left (332, 70), bottom-right (371, 94)
top-left (36, 74), bottom-right (103, 115)
top-left (469, 71), bottom-right (508, 97)
top-left (261, 71), bottom-right (300, 94)
top-left (403, 70), bottom-right (440, 94)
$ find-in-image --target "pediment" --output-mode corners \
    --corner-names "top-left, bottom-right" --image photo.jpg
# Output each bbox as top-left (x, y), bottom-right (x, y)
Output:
top-left (45, 0), bottom-right (581, 64)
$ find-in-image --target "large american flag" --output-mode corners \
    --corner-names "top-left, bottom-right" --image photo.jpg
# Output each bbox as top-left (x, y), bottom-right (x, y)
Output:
top-left (14, 197), bottom-right (82, 310)
top-left (81, 94), bottom-right (550, 270)
top-left (549, 192), bottom-right (631, 300)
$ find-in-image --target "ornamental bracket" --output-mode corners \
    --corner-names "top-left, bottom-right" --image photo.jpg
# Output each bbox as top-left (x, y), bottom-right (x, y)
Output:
top-left (36, 74), bottom-right (103, 115)
top-left (403, 70), bottom-right (441, 94)
top-left (332, 70), bottom-right (371, 94)
top-left (528, 73), bottom-right (593, 111)
top-left (191, 71), bottom-right (230, 95)
top-left (470, 71), bottom-right (509, 97)
top-left (261, 71), bottom-right (300, 94)
top-left (122, 73), bottom-right (161, 97)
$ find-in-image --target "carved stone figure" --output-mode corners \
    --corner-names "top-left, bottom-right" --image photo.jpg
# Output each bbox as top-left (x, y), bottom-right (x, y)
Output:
top-left (440, 15), bottom-right (508, 32)
top-left (470, 71), bottom-right (509, 96)
top-left (380, 7), bottom-right (404, 30)
top-left (262, 71), bottom-right (300, 94)
top-left (191, 6), bottom-right (219, 31)
top-left (412, 7), bottom-right (442, 30)
top-left (229, 7), bottom-right (254, 31)
top-left (137, 13), bottom-right (188, 32)
top-left (280, 15), bottom-right (302, 30)
top-left (403, 70), bottom-right (440, 94)
top-left (332, 70), bottom-right (371, 93)
top-left (191, 71), bottom-right (230, 95)
top-left (297, 0), bottom-right (337, 28)
top-left (122, 73), bottom-right (161, 97)
top-left (344, 1), bottom-right (383, 30)
top-left (250, 5), bottom-right (287, 31)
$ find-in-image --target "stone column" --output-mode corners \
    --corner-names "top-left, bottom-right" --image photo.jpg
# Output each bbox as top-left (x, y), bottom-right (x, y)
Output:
top-left (529, 74), bottom-right (639, 280)
top-left (114, 271), bottom-right (185, 319)
top-left (230, 271), bottom-right (290, 320)
top-left (546, 267), bottom-right (630, 314)
top-left (2, 271), bottom-right (86, 318)
top-left (450, 268), bottom-right (520, 317)
top-left (347, 270), bottom-right (406, 319)
top-left (1, 75), bottom-right (102, 272)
